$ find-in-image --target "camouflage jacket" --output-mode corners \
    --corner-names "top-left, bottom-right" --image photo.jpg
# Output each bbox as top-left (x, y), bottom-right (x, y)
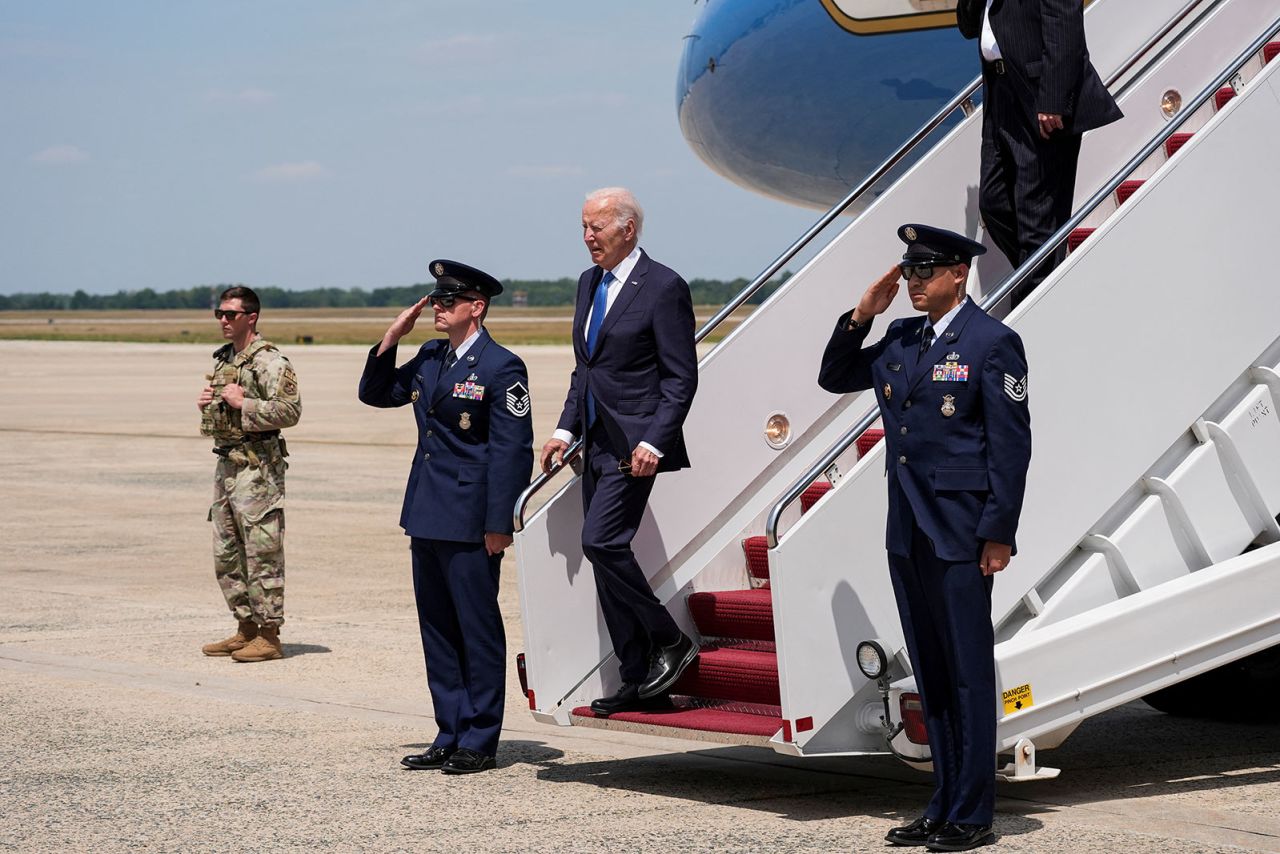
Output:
top-left (201, 337), bottom-right (302, 443)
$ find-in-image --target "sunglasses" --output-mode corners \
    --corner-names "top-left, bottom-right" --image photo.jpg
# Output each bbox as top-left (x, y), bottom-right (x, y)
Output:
top-left (213, 309), bottom-right (250, 320)
top-left (899, 263), bottom-right (955, 281)
top-left (428, 294), bottom-right (480, 309)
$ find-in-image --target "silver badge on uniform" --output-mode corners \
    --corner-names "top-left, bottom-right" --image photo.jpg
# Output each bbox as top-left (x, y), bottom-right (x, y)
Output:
top-left (433, 262), bottom-right (444, 276)
top-left (946, 351), bottom-right (960, 361)
top-left (904, 226), bottom-right (918, 241)
top-left (941, 394), bottom-right (956, 417)
top-left (1004, 373), bottom-right (1028, 402)
top-left (459, 411), bottom-right (472, 430)
top-left (506, 381), bottom-right (531, 417)
top-left (410, 389), bottom-right (420, 402)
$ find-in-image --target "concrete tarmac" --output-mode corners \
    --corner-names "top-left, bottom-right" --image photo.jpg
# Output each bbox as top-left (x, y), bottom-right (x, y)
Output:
top-left (2, 340), bottom-right (1278, 853)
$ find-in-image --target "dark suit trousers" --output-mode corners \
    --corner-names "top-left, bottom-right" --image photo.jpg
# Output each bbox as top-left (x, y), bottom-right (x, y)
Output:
top-left (410, 537), bottom-right (506, 757)
top-left (979, 65), bottom-right (1083, 306)
top-left (581, 422), bottom-right (681, 683)
top-left (888, 521), bottom-right (996, 827)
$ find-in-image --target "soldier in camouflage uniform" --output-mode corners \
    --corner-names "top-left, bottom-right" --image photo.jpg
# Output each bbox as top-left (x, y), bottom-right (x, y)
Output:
top-left (196, 286), bottom-right (301, 662)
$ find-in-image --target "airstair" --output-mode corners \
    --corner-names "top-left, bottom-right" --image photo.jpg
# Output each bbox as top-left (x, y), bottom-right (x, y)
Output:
top-left (514, 0), bottom-right (1280, 769)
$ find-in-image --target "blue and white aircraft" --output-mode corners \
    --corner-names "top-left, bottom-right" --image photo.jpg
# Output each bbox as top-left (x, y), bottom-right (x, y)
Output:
top-left (677, 0), bottom-right (975, 209)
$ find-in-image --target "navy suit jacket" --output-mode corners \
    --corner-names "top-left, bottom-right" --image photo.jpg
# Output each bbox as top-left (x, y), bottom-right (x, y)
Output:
top-left (819, 300), bottom-right (1032, 561)
top-left (957, 0), bottom-right (1122, 134)
top-left (555, 249), bottom-right (698, 472)
top-left (358, 329), bottom-right (534, 542)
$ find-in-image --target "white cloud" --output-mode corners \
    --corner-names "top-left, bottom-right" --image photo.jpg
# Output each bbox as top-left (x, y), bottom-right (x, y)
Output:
top-left (30, 144), bottom-right (88, 165)
top-left (207, 87), bottom-right (276, 105)
top-left (252, 161), bottom-right (330, 182)
top-left (506, 165), bottom-right (586, 179)
top-left (416, 33), bottom-right (502, 63)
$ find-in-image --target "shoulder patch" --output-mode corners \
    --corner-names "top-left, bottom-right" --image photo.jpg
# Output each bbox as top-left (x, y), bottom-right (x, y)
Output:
top-left (1003, 373), bottom-right (1028, 402)
top-left (505, 381), bottom-right (531, 417)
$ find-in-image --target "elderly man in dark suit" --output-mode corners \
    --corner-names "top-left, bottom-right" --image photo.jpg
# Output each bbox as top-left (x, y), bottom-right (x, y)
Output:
top-left (539, 187), bottom-right (700, 717)
top-left (820, 225), bottom-right (1032, 851)
top-left (957, 0), bottom-right (1122, 304)
top-left (359, 260), bottom-right (533, 775)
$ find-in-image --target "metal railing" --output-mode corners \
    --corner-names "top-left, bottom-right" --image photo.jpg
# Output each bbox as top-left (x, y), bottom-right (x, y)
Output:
top-left (512, 0), bottom-right (1215, 533)
top-left (764, 13), bottom-right (1280, 548)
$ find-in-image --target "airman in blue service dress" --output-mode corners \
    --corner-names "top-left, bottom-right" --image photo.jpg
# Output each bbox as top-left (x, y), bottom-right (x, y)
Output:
top-left (359, 260), bottom-right (533, 775)
top-left (819, 225), bottom-right (1032, 852)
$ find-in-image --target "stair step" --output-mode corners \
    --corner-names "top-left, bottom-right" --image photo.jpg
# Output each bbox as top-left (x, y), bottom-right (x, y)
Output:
top-left (1067, 228), bottom-right (1095, 253)
top-left (1116, 179), bottom-right (1144, 205)
top-left (1165, 132), bottom-right (1194, 159)
top-left (857, 427), bottom-right (885, 457)
top-left (688, 588), bottom-right (775, 641)
top-left (674, 645), bottom-right (780, 706)
top-left (1265, 42), bottom-right (1280, 65)
top-left (743, 535), bottom-right (770, 583)
top-left (570, 705), bottom-right (782, 745)
top-left (1215, 86), bottom-right (1237, 110)
top-left (800, 480), bottom-right (832, 513)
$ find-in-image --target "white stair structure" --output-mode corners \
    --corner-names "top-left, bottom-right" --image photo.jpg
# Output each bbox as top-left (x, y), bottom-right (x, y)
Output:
top-left (514, 0), bottom-right (1280, 767)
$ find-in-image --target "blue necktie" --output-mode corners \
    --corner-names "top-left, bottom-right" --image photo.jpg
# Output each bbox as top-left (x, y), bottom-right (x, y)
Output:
top-left (585, 271), bottom-right (614, 426)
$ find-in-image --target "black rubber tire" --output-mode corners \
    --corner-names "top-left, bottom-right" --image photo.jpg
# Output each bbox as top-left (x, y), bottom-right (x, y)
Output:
top-left (1143, 645), bottom-right (1280, 722)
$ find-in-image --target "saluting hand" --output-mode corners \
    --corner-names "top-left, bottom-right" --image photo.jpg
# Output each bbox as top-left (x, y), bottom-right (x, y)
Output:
top-left (377, 297), bottom-right (432, 356)
top-left (980, 541), bottom-right (1012, 576)
top-left (851, 265), bottom-right (902, 325)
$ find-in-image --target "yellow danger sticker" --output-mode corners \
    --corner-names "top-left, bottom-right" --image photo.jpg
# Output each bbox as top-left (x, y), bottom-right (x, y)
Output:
top-left (1002, 683), bottom-right (1034, 715)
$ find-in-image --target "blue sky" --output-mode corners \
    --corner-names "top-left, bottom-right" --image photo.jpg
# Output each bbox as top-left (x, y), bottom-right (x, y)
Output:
top-left (1, 1), bottom-right (817, 294)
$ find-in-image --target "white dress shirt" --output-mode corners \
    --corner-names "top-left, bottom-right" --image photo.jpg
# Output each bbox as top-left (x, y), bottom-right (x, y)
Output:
top-left (553, 245), bottom-right (662, 457)
top-left (928, 296), bottom-right (970, 342)
top-left (450, 327), bottom-right (483, 362)
top-left (980, 0), bottom-right (1002, 62)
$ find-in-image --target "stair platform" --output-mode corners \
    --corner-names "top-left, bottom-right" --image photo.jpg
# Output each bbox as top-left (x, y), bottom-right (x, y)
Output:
top-left (570, 705), bottom-right (782, 745)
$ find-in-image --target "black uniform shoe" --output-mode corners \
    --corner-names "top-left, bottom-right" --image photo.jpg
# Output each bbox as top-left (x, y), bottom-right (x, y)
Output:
top-left (885, 816), bottom-right (947, 847)
top-left (440, 747), bottom-right (496, 775)
top-left (589, 683), bottom-right (676, 717)
top-left (637, 633), bottom-right (699, 699)
top-left (925, 823), bottom-right (994, 851)
top-left (400, 745), bottom-right (454, 770)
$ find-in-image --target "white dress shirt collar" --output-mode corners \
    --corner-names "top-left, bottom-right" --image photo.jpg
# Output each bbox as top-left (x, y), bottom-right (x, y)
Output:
top-left (928, 296), bottom-right (970, 341)
top-left (603, 245), bottom-right (642, 286)
top-left (452, 327), bottom-right (483, 361)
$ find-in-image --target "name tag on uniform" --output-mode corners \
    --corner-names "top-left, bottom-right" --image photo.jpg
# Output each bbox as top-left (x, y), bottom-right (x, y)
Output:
top-left (453, 381), bottom-right (485, 400)
top-left (932, 362), bottom-right (970, 382)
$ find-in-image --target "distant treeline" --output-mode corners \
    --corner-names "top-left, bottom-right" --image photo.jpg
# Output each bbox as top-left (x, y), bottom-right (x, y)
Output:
top-left (0, 274), bottom-right (790, 311)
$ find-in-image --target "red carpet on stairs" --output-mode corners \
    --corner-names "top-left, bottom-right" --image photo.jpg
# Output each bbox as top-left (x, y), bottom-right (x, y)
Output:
top-left (687, 588), bottom-right (775, 641)
top-left (1165, 133), bottom-right (1194, 159)
top-left (673, 646), bottom-right (780, 705)
top-left (571, 705), bottom-right (783, 738)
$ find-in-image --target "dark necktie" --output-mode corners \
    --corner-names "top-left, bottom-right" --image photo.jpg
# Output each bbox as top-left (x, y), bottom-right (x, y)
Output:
top-left (585, 271), bottom-right (614, 427)
top-left (444, 349), bottom-right (457, 370)
top-left (920, 325), bottom-right (935, 357)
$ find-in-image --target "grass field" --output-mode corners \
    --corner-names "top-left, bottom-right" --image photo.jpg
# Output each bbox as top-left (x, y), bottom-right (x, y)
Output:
top-left (0, 304), bottom-right (754, 346)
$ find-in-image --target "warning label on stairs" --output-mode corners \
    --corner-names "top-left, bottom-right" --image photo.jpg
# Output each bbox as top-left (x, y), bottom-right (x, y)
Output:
top-left (1002, 683), bottom-right (1034, 715)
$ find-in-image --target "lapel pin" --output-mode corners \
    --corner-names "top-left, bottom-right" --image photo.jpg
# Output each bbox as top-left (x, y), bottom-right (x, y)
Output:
top-left (883, 383), bottom-right (892, 400)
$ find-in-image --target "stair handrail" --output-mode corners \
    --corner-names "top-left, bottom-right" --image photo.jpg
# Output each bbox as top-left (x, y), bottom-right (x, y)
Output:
top-left (513, 0), bottom-right (1213, 534)
top-left (764, 14), bottom-right (1280, 549)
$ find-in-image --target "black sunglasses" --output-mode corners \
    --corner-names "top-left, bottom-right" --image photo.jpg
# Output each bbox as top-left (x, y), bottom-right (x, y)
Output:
top-left (428, 294), bottom-right (480, 309)
top-left (213, 309), bottom-right (250, 320)
top-left (899, 263), bottom-right (955, 281)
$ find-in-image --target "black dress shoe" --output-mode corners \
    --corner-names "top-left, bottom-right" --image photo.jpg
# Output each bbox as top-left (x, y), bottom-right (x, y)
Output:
top-left (400, 745), bottom-right (454, 770)
top-left (589, 683), bottom-right (676, 717)
top-left (441, 747), bottom-right (496, 775)
top-left (925, 823), bottom-right (994, 851)
top-left (637, 633), bottom-right (699, 699)
top-left (885, 816), bottom-right (947, 847)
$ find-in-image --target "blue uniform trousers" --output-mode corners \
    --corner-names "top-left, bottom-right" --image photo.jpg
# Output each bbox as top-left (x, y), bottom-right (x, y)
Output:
top-left (410, 537), bottom-right (505, 758)
top-left (888, 521), bottom-right (996, 826)
top-left (581, 423), bottom-right (681, 684)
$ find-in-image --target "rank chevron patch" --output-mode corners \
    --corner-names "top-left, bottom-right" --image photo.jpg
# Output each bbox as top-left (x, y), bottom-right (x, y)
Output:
top-left (1003, 373), bottom-right (1028, 402)
top-left (505, 381), bottom-right (531, 417)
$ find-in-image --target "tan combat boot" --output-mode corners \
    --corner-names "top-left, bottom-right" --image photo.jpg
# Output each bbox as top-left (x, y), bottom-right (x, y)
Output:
top-left (202, 621), bottom-right (258, 657)
top-left (231, 624), bottom-right (283, 662)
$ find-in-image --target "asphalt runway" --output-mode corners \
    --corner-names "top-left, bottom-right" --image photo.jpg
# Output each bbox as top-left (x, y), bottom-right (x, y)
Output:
top-left (2, 340), bottom-right (1277, 853)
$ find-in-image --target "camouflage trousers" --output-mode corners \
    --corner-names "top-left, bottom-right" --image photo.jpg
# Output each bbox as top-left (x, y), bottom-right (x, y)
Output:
top-left (209, 446), bottom-right (286, 627)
